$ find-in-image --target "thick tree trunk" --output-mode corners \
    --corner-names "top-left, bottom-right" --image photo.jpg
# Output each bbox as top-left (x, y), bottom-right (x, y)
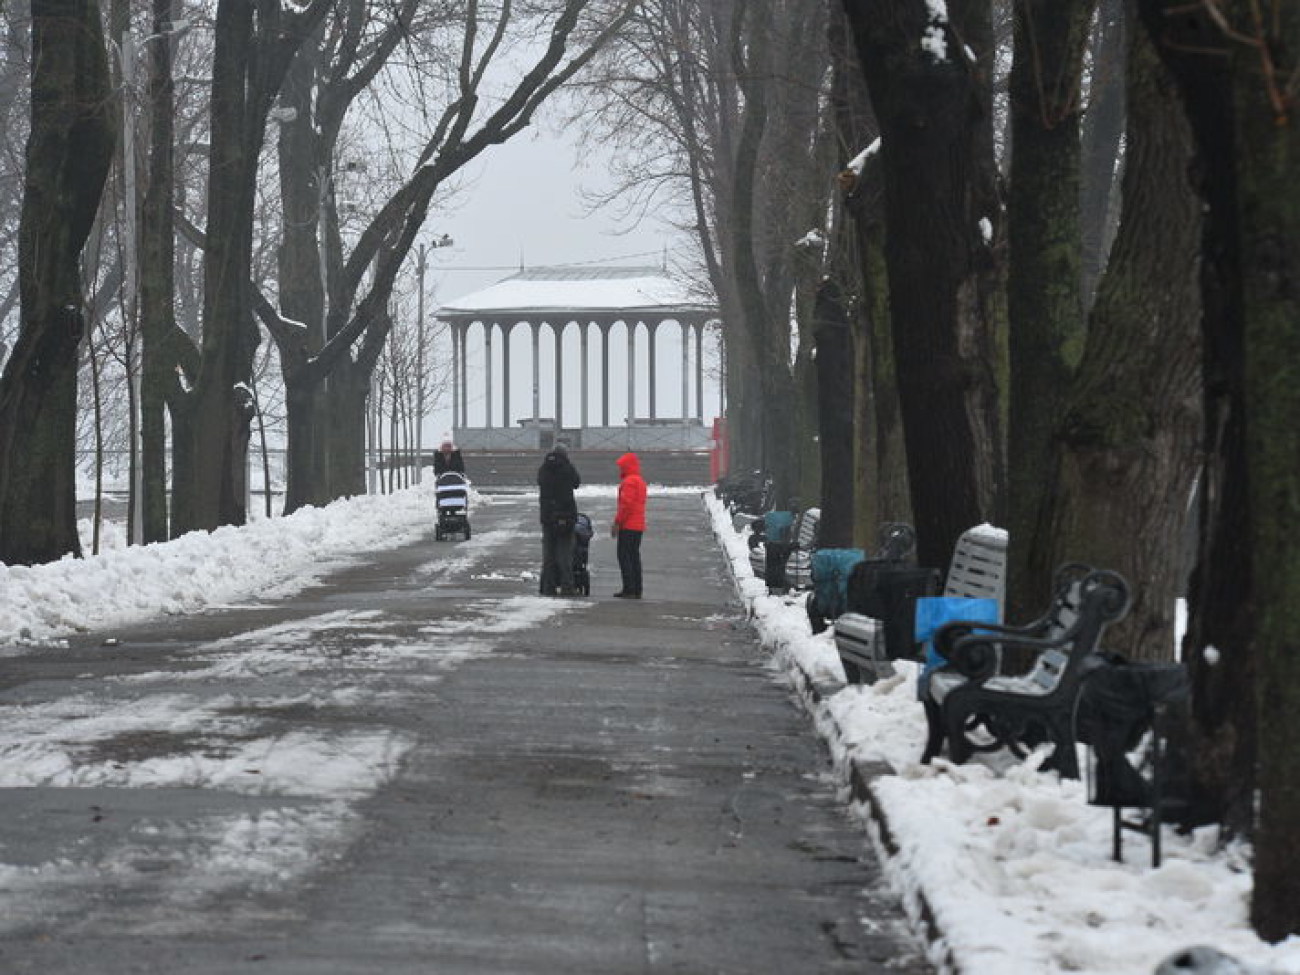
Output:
top-left (274, 25), bottom-right (330, 515)
top-left (177, 0), bottom-right (329, 533)
top-left (186, 0), bottom-right (261, 531)
top-left (0, 0), bottom-right (114, 565)
top-left (1004, 0), bottom-right (1097, 623)
top-left (1136, 0), bottom-right (1255, 837)
top-left (1231, 0), bottom-right (1300, 940)
top-left (1040, 17), bottom-right (1201, 661)
top-left (324, 359), bottom-right (371, 500)
top-left (843, 0), bottom-right (1004, 570)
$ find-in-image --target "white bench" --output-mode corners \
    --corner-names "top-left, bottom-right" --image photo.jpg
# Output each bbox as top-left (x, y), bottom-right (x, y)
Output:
top-left (834, 524), bottom-right (1008, 684)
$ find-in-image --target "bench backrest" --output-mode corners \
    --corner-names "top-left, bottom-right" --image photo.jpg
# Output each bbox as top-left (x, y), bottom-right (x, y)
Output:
top-left (943, 525), bottom-right (1008, 610)
top-left (792, 507), bottom-right (820, 552)
top-left (989, 569), bottom-right (1130, 697)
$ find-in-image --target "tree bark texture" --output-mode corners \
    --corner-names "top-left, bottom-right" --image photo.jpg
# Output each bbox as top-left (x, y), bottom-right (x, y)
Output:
top-left (843, 0), bottom-right (1005, 571)
top-left (812, 279), bottom-right (856, 548)
top-left (1136, 0), bottom-right (1256, 837)
top-left (0, 0), bottom-right (115, 565)
top-left (1228, 0), bottom-right (1300, 941)
top-left (1004, 0), bottom-right (1098, 624)
top-left (1039, 15), bottom-right (1201, 662)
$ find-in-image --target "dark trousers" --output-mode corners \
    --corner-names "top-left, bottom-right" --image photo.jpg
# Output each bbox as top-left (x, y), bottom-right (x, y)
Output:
top-left (616, 528), bottom-right (643, 596)
top-left (541, 524), bottom-right (576, 594)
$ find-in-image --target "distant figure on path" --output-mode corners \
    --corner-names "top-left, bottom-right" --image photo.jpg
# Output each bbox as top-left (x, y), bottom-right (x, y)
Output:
top-left (611, 452), bottom-right (646, 599)
top-left (434, 439), bottom-right (465, 477)
top-left (537, 441), bottom-right (581, 596)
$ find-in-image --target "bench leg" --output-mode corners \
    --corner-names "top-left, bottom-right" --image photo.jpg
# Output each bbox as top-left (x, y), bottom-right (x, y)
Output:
top-left (921, 698), bottom-right (945, 764)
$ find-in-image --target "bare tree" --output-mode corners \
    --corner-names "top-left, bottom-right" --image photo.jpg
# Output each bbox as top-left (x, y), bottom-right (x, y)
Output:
top-left (170, 0), bottom-right (333, 534)
top-left (0, 0), bottom-right (116, 565)
top-left (841, 0), bottom-right (1005, 570)
top-left (259, 0), bottom-right (642, 512)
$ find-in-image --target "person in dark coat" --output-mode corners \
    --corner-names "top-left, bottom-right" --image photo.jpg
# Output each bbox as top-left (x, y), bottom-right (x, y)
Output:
top-left (537, 441), bottom-right (581, 595)
top-left (434, 440), bottom-right (465, 477)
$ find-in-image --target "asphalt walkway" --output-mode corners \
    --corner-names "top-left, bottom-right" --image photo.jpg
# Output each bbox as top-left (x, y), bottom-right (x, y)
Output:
top-left (0, 491), bottom-right (929, 974)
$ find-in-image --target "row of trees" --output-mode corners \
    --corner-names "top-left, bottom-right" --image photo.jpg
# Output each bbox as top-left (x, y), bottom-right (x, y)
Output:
top-left (0, 0), bottom-right (638, 562)
top-left (574, 0), bottom-right (1298, 941)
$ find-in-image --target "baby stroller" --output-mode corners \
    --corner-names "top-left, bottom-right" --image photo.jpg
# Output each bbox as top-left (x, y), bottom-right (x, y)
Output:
top-left (572, 513), bottom-right (593, 596)
top-left (434, 471), bottom-right (471, 541)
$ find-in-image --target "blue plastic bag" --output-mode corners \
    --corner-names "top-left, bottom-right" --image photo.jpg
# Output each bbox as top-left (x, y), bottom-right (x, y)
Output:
top-left (914, 596), bottom-right (1000, 697)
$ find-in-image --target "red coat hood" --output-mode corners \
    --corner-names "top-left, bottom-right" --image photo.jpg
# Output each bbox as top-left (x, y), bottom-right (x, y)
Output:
top-left (616, 452), bottom-right (641, 478)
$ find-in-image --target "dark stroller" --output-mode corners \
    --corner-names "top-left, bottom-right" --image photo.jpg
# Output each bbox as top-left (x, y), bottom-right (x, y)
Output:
top-left (573, 513), bottom-right (593, 596)
top-left (434, 471), bottom-right (471, 541)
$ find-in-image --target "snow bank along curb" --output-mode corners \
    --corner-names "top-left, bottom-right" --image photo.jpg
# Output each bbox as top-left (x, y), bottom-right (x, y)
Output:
top-left (704, 493), bottom-right (955, 972)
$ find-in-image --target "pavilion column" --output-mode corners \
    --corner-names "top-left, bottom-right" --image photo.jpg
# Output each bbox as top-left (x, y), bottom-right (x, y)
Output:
top-left (600, 321), bottom-right (612, 427)
top-left (580, 322), bottom-right (590, 429)
top-left (680, 321), bottom-right (689, 421)
top-left (626, 321), bottom-right (637, 428)
top-left (647, 321), bottom-right (659, 421)
top-left (553, 321), bottom-right (564, 430)
top-left (462, 322), bottom-right (473, 428)
top-left (450, 323), bottom-right (460, 437)
top-left (530, 322), bottom-right (541, 422)
top-left (484, 322), bottom-right (495, 428)
top-left (695, 321), bottom-right (705, 421)
top-left (502, 322), bottom-right (514, 430)
top-left (718, 324), bottom-right (727, 415)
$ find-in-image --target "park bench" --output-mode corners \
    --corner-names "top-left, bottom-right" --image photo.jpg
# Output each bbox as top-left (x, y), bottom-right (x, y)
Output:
top-left (834, 524), bottom-right (1007, 685)
top-left (806, 523), bottom-right (915, 635)
top-left (749, 506), bottom-right (820, 593)
top-left (717, 471), bottom-right (773, 532)
top-left (1076, 657), bottom-right (1202, 866)
top-left (922, 566), bottom-right (1131, 779)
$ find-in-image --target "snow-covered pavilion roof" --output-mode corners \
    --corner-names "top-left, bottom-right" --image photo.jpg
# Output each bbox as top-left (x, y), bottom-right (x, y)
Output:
top-left (435, 266), bottom-right (716, 320)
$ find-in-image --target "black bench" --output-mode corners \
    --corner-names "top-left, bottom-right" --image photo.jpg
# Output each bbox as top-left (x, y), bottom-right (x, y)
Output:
top-left (1076, 658), bottom-right (1208, 866)
top-left (922, 566), bottom-right (1131, 778)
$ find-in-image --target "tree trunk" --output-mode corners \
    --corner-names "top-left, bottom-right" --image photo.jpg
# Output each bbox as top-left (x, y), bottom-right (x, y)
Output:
top-left (177, 0), bottom-right (330, 533)
top-left (0, 0), bottom-right (115, 565)
top-left (843, 0), bottom-right (1005, 570)
top-left (1004, 0), bottom-right (1097, 623)
top-left (326, 359), bottom-right (370, 500)
top-left (1230, 0), bottom-right (1300, 940)
top-left (274, 22), bottom-right (330, 515)
top-left (139, 0), bottom-right (200, 543)
top-left (812, 278), bottom-right (855, 547)
top-left (1040, 14), bottom-right (1201, 661)
top-left (1135, 0), bottom-right (1256, 837)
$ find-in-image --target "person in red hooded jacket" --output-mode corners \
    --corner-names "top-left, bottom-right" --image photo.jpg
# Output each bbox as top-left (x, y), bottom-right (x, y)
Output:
top-left (611, 451), bottom-right (647, 598)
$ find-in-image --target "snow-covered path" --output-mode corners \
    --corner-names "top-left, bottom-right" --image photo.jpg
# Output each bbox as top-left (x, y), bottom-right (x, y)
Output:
top-left (0, 489), bottom-right (922, 973)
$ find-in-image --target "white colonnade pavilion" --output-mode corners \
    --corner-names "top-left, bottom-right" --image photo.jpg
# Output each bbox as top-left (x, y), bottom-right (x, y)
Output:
top-left (435, 266), bottom-right (721, 451)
